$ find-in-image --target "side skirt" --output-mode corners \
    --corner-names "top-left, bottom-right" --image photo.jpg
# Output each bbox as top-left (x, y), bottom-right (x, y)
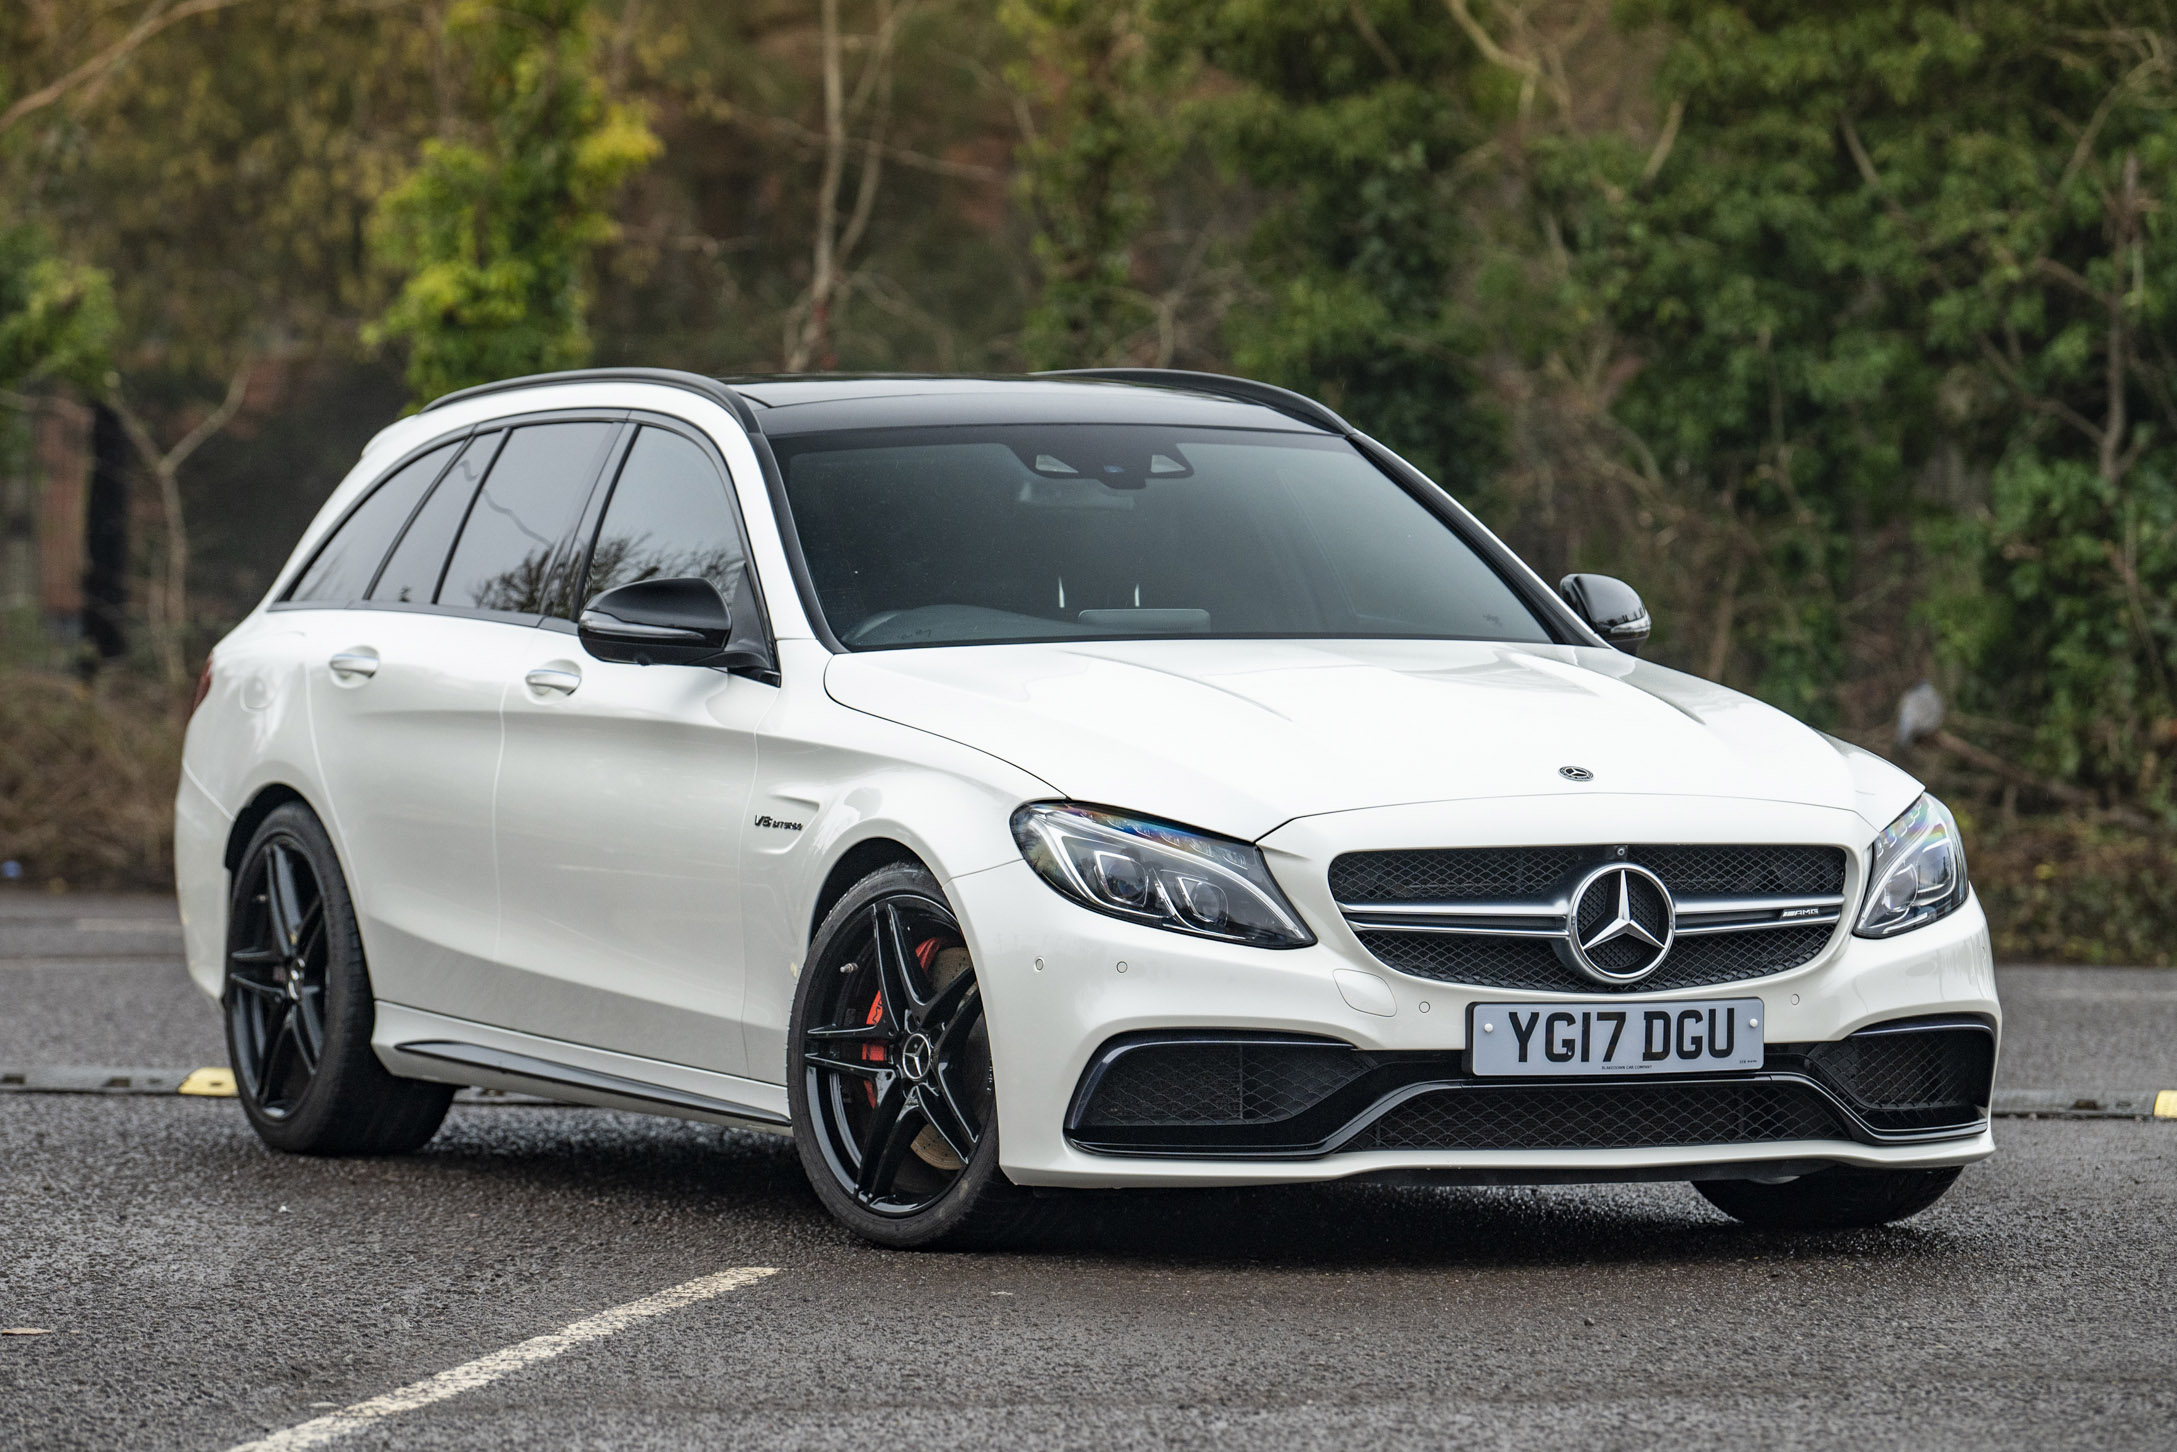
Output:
top-left (372, 1001), bottom-right (792, 1136)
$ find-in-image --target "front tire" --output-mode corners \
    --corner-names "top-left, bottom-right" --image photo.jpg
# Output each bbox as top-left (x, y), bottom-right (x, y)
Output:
top-left (1694, 1165), bottom-right (1962, 1230)
top-left (788, 863), bottom-right (1047, 1249)
top-left (224, 802), bottom-right (452, 1155)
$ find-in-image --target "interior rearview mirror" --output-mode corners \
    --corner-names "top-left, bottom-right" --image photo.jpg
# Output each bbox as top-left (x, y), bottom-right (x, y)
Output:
top-left (579, 577), bottom-right (746, 668)
top-left (1558, 573), bottom-right (1651, 655)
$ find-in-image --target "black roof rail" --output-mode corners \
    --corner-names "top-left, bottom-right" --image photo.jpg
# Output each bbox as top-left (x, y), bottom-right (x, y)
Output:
top-left (1033, 367), bottom-right (1351, 435)
top-left (420, 367), bottom-right (762, 433)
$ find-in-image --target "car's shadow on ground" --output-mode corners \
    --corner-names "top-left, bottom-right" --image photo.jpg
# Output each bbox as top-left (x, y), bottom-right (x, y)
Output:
top-left (388, 1106), bottom-right (1962, 1275)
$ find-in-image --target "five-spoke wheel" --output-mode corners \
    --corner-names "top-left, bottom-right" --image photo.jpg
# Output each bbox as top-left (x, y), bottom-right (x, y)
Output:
top-left (226, 832), bottom-right (329, 1118)
top-left (789, 862), bottom-right (1044, 1248)
top-left (223, 802), bottom-right (452, 1155)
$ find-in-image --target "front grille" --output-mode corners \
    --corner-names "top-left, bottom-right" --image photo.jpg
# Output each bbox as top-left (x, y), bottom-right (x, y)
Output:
top-left (1334, 844), bottom-right (1846, 993)
top-left (1080, 1039), bottom-right (1368, 1128)
top-left (1356, 1080), bottom-right (1850, 1151)
top-left (1330, 845), bottom-right (1844, 903)
top-left (1331, 848), bottom-right (1591, 904)
top-left (1356, 923), bottom-right (1833, 992)
top-left (1623, 845), bottom-right (1844, 897)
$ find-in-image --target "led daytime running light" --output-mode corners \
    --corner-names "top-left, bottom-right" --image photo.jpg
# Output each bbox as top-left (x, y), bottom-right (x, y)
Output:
top-left (1010, 803), bottom-right (1314, 949)
top-left (1854, 793), bottom-right (1969, 939)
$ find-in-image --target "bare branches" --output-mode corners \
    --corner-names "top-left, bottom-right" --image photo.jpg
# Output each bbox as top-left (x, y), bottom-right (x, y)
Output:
top-left (1974, 333), bottom-right (2106, 450)
top-left (788, 0), bottom-right (850, 374)
top-left (1443, 0), bottom-right (1545, 122)
top-left (1639, 99), bottom-right (1682, 183)
top-left (1347, 0), bottom-right (1403, 78)
top-left (0, 0), bottom-right (262, 135)
top-left (786, 0), bottom-right (915, 372)
top-left (2100, 149), bottom-right (2141, 485)
top-left (108, 362), bottom-right (252, 687)
top-left (733, 110), bottom-right (1001, 181)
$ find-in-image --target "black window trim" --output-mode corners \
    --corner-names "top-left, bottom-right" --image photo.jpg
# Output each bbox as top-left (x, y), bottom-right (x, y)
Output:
top-left (271, 427), bottom-right (475, 609)
top-left (400, 366), bottom-right (1606, 655)
top-left (274, 408), bottom-right (630, 625)
top-left (365, 427), bottom-right (512, 609)
top-left (537, 410), bottom-right (781, 684)
top-left (764, 420), bottom-right (1598, 654)
top-left (433, 417), bottom-right (626, 625)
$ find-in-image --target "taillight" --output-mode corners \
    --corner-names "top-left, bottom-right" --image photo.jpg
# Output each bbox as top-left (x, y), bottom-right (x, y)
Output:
top-left (191, 658), bottom-right (214, 716)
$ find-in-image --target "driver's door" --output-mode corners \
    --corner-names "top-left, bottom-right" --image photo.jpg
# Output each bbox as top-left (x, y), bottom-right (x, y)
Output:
top-left (492, 423), bottom-right (776, 1074)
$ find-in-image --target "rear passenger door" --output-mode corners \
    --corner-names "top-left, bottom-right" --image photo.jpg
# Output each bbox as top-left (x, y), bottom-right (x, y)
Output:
top-left (492, 421), bottom-right (775, 1074)
top-left (299, 416), bottom-right (623, 1021)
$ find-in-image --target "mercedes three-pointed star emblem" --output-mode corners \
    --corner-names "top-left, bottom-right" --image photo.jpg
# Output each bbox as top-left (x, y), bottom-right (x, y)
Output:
top-left (1563, 862), bottom-right (1676, 985)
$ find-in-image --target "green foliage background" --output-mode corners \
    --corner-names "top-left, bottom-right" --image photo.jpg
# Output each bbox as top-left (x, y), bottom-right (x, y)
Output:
top-left (6, 0), bottom-right (2177, 956)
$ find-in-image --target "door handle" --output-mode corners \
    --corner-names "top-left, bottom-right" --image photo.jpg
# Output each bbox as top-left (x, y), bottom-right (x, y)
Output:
top-left (525, 665), bottom-right (582, 697)
top-left (328, 648), bottom-right (379, 681)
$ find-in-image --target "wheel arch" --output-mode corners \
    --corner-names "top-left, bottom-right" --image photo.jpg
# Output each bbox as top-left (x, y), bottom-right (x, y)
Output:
top-left (224, 783), bottom-right (313, 873)
top-left (808, 836), bottom-right (928, 944)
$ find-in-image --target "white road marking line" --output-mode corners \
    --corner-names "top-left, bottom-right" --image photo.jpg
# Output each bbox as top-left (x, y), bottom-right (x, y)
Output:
top-left (223, 1267), bottom-right (778, 1452)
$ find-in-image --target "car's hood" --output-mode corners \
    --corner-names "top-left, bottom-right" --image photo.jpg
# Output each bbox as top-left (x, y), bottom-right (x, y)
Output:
top-left (823, 638), bottom-right (1919, 841)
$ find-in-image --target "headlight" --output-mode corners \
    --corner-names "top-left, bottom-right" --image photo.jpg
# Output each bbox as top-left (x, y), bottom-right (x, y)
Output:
top-left (1854, 793), bottom-right (1969, 938)
top-left (1010, 802), bottom-right (1315, 948)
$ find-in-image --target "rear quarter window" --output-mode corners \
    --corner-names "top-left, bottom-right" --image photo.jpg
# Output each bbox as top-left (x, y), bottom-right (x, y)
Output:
top-left (285, 440), bottom-right (461, 604)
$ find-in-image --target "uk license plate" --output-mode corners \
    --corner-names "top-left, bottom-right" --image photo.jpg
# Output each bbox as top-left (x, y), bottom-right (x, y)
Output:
top-left (1468, 998), bottom-right (1765, 1077)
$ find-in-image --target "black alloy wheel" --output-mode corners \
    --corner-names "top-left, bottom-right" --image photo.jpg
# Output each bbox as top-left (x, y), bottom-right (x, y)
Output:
top-left (789, 863), bottom-right (1050, 1248)
top-left (226, 832), bottom-right (330, 1118)
top-left (223, 802), bottom-right (452, 1155)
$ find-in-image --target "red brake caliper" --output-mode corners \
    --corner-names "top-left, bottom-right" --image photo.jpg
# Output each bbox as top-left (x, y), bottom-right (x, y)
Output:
top-left (861, 939), bottom-right (943, 1105)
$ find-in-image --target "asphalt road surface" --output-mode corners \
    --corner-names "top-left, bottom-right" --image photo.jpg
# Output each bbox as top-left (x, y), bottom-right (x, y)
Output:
top-left (2, 893), bottom-right (2172, 1451)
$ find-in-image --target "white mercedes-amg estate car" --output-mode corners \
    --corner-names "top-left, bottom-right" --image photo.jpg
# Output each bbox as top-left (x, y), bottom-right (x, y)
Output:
top-left (176, 368), bottom-right (1998, 1247)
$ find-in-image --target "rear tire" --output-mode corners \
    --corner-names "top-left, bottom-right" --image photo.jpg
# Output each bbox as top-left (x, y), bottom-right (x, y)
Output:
top-left (224, 802), bottom-right (452, 1155)
top-left (788, 862), bottom-right (1054, 1249)
top-left (1695, 1165), bottom-right (1962, 1230)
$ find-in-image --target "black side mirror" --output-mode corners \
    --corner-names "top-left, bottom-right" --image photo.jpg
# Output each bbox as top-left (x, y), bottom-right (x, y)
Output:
top-left (1558, 573), bottom-right (1651, 655)
top-left (579, 577), bottom-right (739, 667)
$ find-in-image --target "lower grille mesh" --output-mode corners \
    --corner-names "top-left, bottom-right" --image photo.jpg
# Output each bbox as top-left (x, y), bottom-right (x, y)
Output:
top-left (1356, 1081), bottom-right (1850, 1151)
top-left (1803, 1024), bottom-right (1994, 1132)
top-left (1066, 1023), bottom-right (1987, 1157)
top-left (1081, 1040), bottom-right (1368, 1128)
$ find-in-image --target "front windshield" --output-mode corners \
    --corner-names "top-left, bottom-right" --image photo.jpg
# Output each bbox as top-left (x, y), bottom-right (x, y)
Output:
top-left (776, 424), bottom-right (1553, 650)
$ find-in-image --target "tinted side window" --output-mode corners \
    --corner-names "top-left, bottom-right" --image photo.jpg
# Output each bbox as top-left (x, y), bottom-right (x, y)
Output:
top-left (438, 422), bottom-right (618, 614)
top-left (370, 432), bottom-right (502, 605)
top-left (582, 428), bottom-right (748, 607)
top-left (287, 441), bottom-right (460, 603)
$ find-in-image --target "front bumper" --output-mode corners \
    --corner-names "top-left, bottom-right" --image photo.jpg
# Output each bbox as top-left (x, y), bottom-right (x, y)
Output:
top-left (952, 845), bottom-right (1998, 1188)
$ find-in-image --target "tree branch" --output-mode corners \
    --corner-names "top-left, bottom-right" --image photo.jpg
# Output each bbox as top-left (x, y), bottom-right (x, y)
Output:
top-left (1974, 334), bottom-right (2106, 450)
top-left (0, 0), bottom-right (262, 134)
top-left (108, 361), bottom-right (252, 687)
top-left (1925, 728), bottom-right (2112, 814)
top-left (1640, 99), bottom-right (1683, 183)
top-left (1441, 0), bottom-right (1537, 77)
top-left (1347, 0), bottom-right (1402, 77)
